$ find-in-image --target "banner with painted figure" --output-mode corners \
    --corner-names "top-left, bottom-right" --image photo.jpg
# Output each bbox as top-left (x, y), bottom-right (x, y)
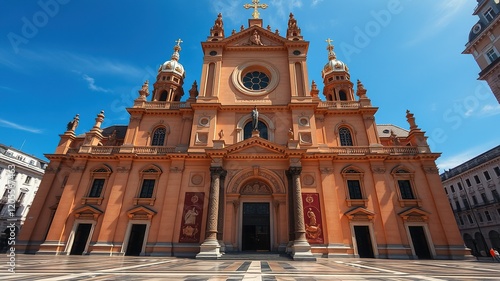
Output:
top-left (302, 193), bottom-right (324, 244)
top-left (179, 192), bottom-right (204, 243)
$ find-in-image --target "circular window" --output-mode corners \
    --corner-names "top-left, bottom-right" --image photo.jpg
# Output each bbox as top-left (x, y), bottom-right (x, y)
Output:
top-left (209, 50), bottom-right (217, 56)
top-left (472, 23), bottom-right (482, 34)
top-left (293, 50), bottom-right (301, 56)
top-left (199, 117), bottom-right (210, 127)
top-left (242, 71), bottom-right (270, 90)
top-left (231, 61), bottom-right (279, 96)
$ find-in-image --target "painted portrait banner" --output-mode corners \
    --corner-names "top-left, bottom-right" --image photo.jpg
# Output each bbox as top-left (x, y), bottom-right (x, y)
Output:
top-left (302, 193), bottom-right (324, 244)
top-left (179, 192), bottom-right (204, 243)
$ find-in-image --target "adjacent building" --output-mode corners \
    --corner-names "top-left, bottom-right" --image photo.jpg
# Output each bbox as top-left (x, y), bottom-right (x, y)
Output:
top-left (0, 144), bottom-right (47, 249)
top-left (463, 0), bottom-right (500, 103)
top-left (18, 6), bottom-right (469, 260)
top-left (441, 145), bottom-right (500, 257)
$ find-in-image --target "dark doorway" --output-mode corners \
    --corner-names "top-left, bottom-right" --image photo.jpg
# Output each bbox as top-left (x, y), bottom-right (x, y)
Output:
top-left (409, 226), bottom-right (432, 259)
top-left (70, 223), bottom-right (92, 255)
top-left (354, 225), bottom-right (375, 258)
top-left (125, 224), bottom-right (147, 256)
top-left (242, 202), bottom-right (270, 251)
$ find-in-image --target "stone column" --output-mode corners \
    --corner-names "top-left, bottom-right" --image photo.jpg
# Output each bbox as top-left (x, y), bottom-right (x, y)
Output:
top-left (196, 167), bottom-right (225, 259)
top-left (288, 167), bottom-right (316, 261)
top-left (217, 170), bottom-right (227, 252)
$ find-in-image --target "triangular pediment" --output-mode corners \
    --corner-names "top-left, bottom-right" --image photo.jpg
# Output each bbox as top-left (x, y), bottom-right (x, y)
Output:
top-left (398, 207), bottom-right (431, 222)
top-left (345, 206), bottom-right (375, 221)
top-left (74, 205), bottom-right (103, 220)
top-left (227, 26), bottom-right (286, 47)
top-left (227, 137), bottom-right (287, 157)
top-left (127, 205), bottom-right (157, 220)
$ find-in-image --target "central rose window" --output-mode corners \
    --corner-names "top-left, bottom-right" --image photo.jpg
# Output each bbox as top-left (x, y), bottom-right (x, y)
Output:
top-left (231, 61), bottom-right (279, 96)
top-left (243, 71), bottom-right (270, 90)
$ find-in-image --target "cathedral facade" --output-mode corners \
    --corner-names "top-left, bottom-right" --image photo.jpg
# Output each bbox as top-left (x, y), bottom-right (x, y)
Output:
top-left (18, 9), bottom-right (469, 260)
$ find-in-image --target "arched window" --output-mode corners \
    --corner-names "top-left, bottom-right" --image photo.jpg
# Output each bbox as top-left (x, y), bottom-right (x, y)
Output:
top-left (243, 121), bottom-right (268, 140)
top-left (159, 91), bottom-right (168, 101)
top-left (151, 127), bottom-right (166, 146)
top-left (339, 127), bottom-right (353, 146)
top-left (339, 90), bottom-right (347, 101)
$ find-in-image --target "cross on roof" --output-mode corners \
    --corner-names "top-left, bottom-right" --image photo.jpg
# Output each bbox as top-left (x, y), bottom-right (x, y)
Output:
top-left (175, 38), bottom-right (183, 46)
top-left (243, 0), bottom-right (268, 19)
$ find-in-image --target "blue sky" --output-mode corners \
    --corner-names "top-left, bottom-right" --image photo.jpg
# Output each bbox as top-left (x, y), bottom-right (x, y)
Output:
top-left (1, 0), bottom-right (499, 172)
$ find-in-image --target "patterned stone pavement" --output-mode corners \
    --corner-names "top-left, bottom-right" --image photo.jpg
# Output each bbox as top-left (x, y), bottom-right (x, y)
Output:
top-left (3, 254), bottom-right (500, 280)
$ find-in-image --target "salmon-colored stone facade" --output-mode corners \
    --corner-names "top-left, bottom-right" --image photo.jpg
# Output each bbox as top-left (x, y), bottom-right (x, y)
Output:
top-left (18, 13), bottom-right (470, 260)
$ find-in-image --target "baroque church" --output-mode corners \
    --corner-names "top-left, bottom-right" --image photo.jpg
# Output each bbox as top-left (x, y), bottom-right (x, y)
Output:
top-left (18, 3), bottom-right (469, 260)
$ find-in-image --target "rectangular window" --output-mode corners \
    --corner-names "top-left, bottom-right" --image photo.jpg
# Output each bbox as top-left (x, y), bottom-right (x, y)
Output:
top-left (139, 179), bottom-right (155, 198)
top-left (478, 212), bottom-right (484, 223)
top-left (444, 187), bottom-right (448, 195)
top-left (481, 193), bottom-right (488, 204)
top-left (462, 199), bottom-right (470, 210)
top-left (486, 48), bottom-right (499, 63)
top-left (485, 211), bottom-right (492, 221)
top-left (484, 171), bottom-right (491, 181)
top-left (455, 200), bottom-right (461, 212)
top-left (24, 175), bottom-right (32, 184)
top-left (450, 185), bottom-right (455, 193)
top-left (497, 208), bottom-right (500, 216)
top-left (466, 179), bottom-right (472, 187)
top-left (467, 214), bottom-right (474, 224)
top-left (347, 180), bottom-right (363, 199)
top-left (457, 182), bottom-right (463, 190)
top-left (398, 180), bottom-right (415, 199)
top-left (474, 175), bottom-right (481, 184)
top-left (16, 192), bottom-right (26, 204)
top-left (484, 7), bottom-right (496, 22)
top-left (493, 190), bottom-right (500, 202)
top-left (88, 179), bottom-right (105, 198)
top-left (13, 172), bottom-right (18, 180)
top-left (459, 216), bottom-right (465, 225)
top-left (472, 195), bottom-right (479, 205)
top-left (494, 167), bottom-right (500, 177)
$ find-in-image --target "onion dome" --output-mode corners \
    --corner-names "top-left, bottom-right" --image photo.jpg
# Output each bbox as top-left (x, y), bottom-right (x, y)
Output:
top-left (322, 38), bottom-right (349, 78)
top-left (159, 39), bottom-right (185, 78)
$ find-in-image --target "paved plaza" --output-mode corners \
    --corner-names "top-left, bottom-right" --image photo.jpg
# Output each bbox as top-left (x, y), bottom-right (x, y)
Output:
top-left (3, 254), bottom-right (500, 280)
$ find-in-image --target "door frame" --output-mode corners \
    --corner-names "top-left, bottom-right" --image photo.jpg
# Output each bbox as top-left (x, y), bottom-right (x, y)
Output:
top-left (64, 220), bottom-right (96, 255)
top-left (349, 222), bottom-right (379, 258)
top-left (121, 220), bottom-right (151, 256)
top-left (238, 199), bottom-right (274, 251)
top-left (404, 222), bottom-right (436, 259)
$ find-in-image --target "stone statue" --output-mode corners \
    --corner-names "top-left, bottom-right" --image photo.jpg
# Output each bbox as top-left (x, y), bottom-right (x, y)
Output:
top-left (218, 129), bottom-right (224, 140)
top-left (66, 114), bottom-right (79, 132)
top-left (251, 106), bottom-right (259, 131)
top-left (288, 128), bottom-right (294, 140)
top-left (250, 30), bottom-right (264, 45)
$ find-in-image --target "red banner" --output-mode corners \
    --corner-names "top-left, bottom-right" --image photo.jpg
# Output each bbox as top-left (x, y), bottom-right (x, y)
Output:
top-left (179, 192), bottom-right (204, 243)
top-left (302, 193), bottom-right (324, 244)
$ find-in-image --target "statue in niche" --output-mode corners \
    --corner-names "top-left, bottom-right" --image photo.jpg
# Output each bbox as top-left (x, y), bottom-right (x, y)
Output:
top-left (66, 114), bottom-right (79, 132)
top-left (251, 106), bottom-right (259, 131)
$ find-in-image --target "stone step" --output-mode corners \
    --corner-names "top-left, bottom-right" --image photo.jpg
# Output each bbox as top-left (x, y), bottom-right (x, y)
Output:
top-left (219, 252), bottom-right (292, 261)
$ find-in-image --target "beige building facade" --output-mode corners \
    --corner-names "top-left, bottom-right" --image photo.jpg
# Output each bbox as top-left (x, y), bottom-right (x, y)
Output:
top-left (441, 145), bottom-right (500, 257)
top-left (19, 9), bottom-right (469, 260)
top-left (464, 0), bottom-right (500, 103)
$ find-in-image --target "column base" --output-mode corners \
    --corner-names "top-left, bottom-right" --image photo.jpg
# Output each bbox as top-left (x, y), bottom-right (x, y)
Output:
top-left (196, 239), bottom-right (221, 259)
top-left (292, 239), bottom-right (316, 261)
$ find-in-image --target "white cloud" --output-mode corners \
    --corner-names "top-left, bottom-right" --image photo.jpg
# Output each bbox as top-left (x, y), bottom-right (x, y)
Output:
top-left (406, 0), bottom-right (468, 45)
top-left (312, 0), bottom-right (323, 6)
top-left (82, 74), bottom-right (110, 93)
top-left (0, 118), bottom-right (43, 134)
top-left (437, 142), bottom-right (497, 172)
top-left (478, 104), bottom-right (500, 117)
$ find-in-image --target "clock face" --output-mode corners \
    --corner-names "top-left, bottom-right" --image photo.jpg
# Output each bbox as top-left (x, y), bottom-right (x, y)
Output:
top-left (242, 71), bottom-right (270, 90)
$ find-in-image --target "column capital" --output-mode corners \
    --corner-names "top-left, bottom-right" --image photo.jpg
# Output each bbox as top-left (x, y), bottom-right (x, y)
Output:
top-left (210, 167), bottom-right (227, 178)
top-left (287, 167), bottom-right (302, 176)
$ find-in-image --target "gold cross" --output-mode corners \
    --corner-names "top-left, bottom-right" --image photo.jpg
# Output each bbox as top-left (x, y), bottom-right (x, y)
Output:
top-left (175, 38), bottom-right (183, 46)
top-left (243, 0), bottom-right (268, 19)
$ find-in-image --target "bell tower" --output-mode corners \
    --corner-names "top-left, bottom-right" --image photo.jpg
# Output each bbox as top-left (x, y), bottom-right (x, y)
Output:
top-left (321, 39), bottom-right (354, 101)
top-left (153, 39), bottom-right (185, 102)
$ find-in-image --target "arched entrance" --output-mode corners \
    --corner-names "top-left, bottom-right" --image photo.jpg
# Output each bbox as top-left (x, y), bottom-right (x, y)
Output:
top-left (225, 167), bottom-right (287, 253)
top-left (239, 180), bottom-right (273, 252)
